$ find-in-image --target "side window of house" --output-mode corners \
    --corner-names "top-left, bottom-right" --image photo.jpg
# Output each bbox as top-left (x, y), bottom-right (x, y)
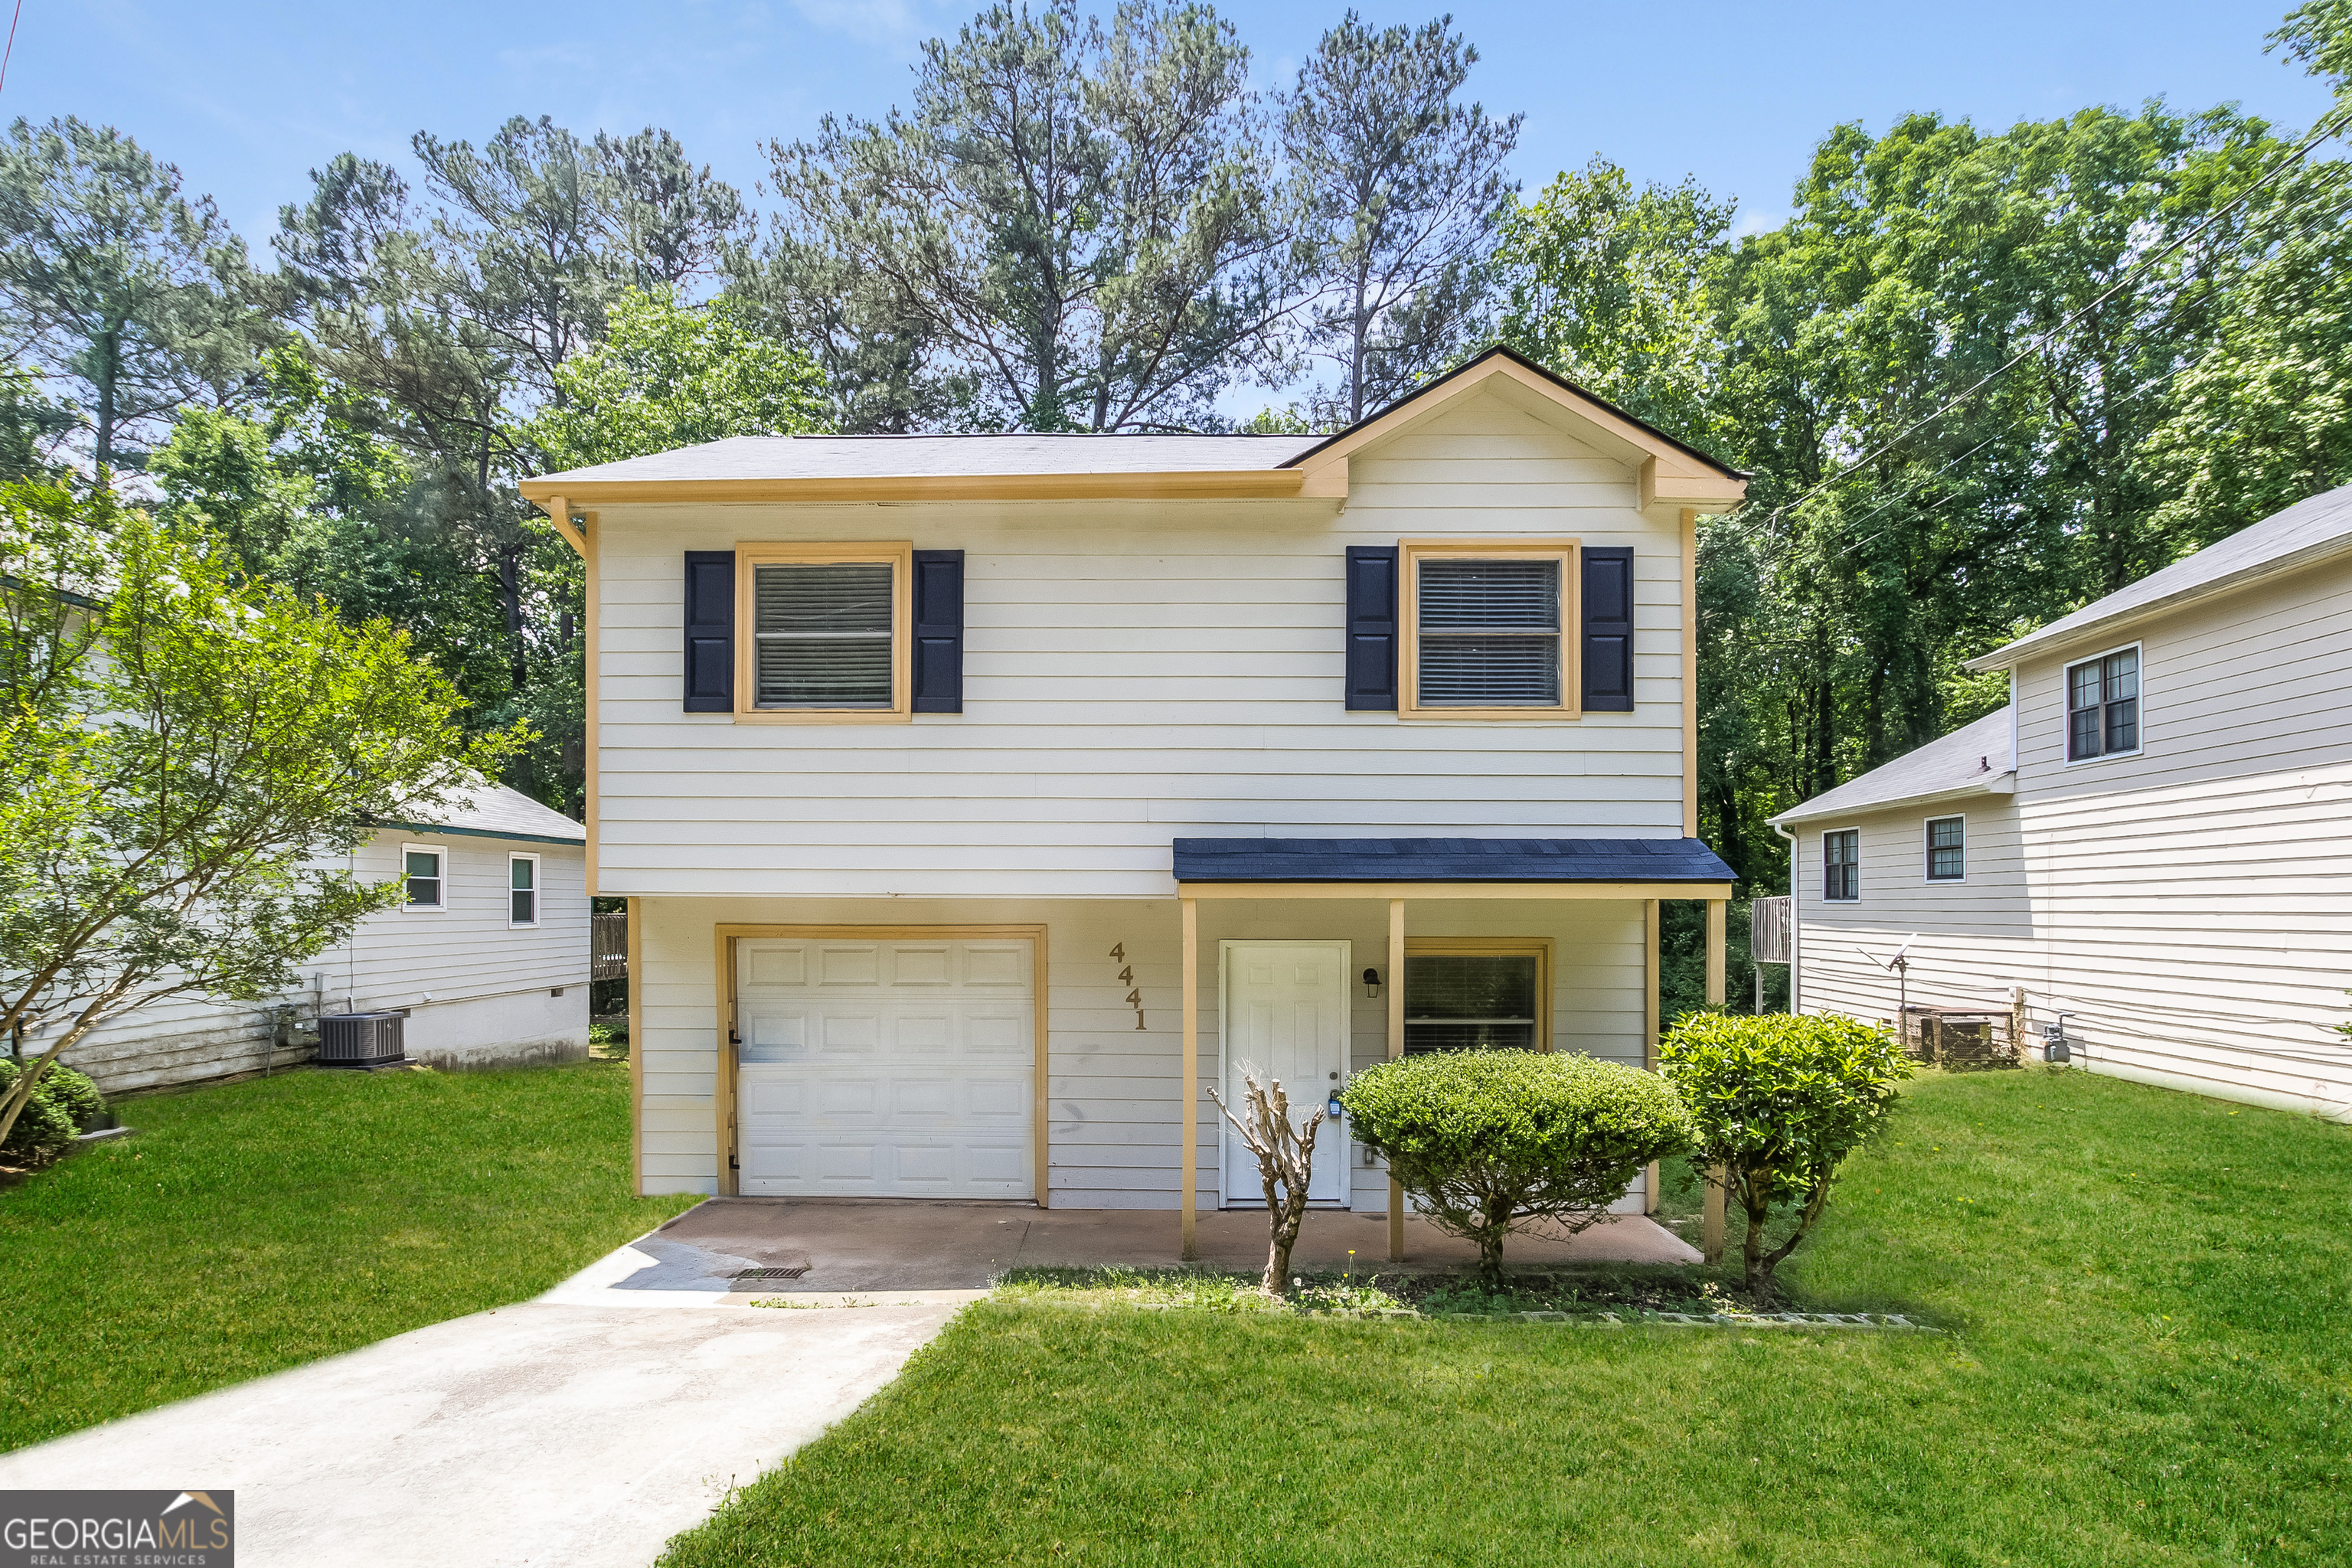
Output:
top-left (404, 848), bottom-right (443, 909)
top-left (1403, 949), bottom-right (1544, 1054)
top-left (509, 854), bottom-right (538, 926)
top-left (2066, 646), bottom-right (2139, 760)
top-left (1416, 556), bottom-right (1562, 708)
top-left (1925, 816), bottom-right (1964, 881)
top-left (1822, 830), bottom-right (1858, 901)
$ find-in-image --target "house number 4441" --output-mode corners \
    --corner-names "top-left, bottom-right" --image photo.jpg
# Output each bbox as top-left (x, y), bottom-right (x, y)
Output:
top-left (1109, 943), bottom-right (1144, 1031)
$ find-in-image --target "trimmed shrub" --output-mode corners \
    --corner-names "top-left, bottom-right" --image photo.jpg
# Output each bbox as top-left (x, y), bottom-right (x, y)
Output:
top-left (1341, 1049), bottom-right (1695, 1284)
top-left (1658, 1011), bottom-right (1909, 1295)
top-left (0, 1059), bottom-right (106, 1166)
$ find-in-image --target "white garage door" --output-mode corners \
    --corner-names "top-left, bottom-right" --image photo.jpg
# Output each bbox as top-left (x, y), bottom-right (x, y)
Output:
top-left (735, 936), bottom-right (1034, 1199)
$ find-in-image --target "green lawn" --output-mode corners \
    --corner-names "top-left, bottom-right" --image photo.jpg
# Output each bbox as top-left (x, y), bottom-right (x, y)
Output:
top-left (0, 1061), bottom-right (694, 1452)
top-left (663, 1069), bottom-right (2352, 1567)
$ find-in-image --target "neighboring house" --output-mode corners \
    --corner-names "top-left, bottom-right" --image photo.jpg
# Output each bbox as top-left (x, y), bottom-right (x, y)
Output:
top-left (1770, 482), bottom-right (2352, 1121)
top-left (59, 785), bottom-right (593, 1095)
top-left (521, 346), bottom-right (1747, 1236)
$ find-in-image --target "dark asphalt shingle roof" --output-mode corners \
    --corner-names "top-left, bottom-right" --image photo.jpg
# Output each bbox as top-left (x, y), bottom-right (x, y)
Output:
top-left (1769, 707), bottom-right (2014, 826)
top-left (1172, 837), bottom-right (1736, 884)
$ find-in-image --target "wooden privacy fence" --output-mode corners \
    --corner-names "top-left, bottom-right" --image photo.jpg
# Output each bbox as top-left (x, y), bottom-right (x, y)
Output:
top-left (591, 912), bottom-right (628, 981)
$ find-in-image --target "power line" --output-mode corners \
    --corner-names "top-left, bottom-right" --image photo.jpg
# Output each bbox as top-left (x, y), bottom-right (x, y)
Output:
top-left (0, 0), bottom-right (21, 96)
top-left (1724, 103), bottom-right (2352, 541)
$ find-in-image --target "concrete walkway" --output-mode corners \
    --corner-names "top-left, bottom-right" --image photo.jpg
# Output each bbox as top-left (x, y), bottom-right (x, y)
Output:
top-left (549, 1200), bottom-right (1703, 1302)
top-left (0, 1294), bottom-right (956, 1568)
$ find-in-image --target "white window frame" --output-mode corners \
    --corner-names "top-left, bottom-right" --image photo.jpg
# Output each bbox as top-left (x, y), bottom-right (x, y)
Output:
top-left (1924, 815), bottom-right (1966, 884)
top-left (2061, 640), bottom-right (2143, 767)
top-left (1821, 827), bottom-right (1861, 903)
top-left (508, 852), bottom-right (541, 928)
top-left (402, 844), bottom-right (446, 912)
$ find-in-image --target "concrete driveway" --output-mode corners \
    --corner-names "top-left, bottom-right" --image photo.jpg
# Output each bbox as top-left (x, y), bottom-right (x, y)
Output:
top-left (0, 1289), bottom-right (957, 1568)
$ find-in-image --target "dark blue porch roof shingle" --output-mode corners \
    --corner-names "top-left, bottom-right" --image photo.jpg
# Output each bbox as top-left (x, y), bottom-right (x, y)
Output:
top-left (1172, 837), bottom-right (1736, 884)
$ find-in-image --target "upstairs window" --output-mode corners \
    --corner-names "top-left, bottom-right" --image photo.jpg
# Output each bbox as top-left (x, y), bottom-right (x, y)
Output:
top-left (1823, 829), bottom-right (1858, 901)
top-left (509, 854), bottom-right (539, 926)
top-left (1402, 542), bottom-right (1574, 717)
top-left (740, 545), bottom-right (912, 720)
top-left (1926, 816), bottom-right (1965, 881)
top-left (1403, 943), bottom-right (1549, 1054)
top-left (404, 847), bottom-right (443, 909)
top-left (2066, 646), bottom-right (2139, 761)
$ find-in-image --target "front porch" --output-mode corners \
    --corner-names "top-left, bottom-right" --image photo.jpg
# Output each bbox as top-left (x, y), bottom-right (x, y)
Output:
top-left (1172, 835), bottom-right (1735, 1261)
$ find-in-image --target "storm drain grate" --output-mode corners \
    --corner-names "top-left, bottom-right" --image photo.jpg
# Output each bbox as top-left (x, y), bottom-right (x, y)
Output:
top-left (730, 1266), bottom-right (808, 1282)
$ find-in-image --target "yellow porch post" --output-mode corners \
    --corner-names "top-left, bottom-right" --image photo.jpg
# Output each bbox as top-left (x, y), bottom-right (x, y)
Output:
top-left (1703, 897), bottom-right (1729, 1265)
top-left (1387, 897), bottom-right (1406, 1263)
top-left (1180, 897), bottom-right (1199, 1261)
top-left (1643, 899), bottom-right (1660, 1214)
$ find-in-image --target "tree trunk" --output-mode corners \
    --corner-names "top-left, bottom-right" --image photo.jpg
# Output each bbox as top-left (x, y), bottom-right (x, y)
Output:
top-left (1207, 1073), bottom-right (1325, 1297)
top-left (501, 543), bottom-right (528, 693)
top-left (94, 325), bottom-right (121, 479)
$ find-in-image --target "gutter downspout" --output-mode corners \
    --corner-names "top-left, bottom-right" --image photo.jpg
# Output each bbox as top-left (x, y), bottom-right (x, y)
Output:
top-left (1772, 818), bottom-right (1800, 1015)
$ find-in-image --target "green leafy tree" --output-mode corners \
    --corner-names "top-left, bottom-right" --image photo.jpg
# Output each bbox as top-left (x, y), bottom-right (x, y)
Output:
top-left (1497, 157), bottom-right (1733, 446)
top-left (1283, 10), bottom-right (1520, 425)
top-left (1341, 1049), bottom-right (1695, 1285)
top-left (0, 484), bottom-right (520, 1150)
top-left (1658, 1012), bottom-right (1909, 1295)
top-left (0, 117), bottom-right (281, 474)
top-left (531, 287), bottom-right (829, 470)
top-left (0, 364), bottom-right (74, 479)
top-left (761, 0), bottom-right (1292, 432)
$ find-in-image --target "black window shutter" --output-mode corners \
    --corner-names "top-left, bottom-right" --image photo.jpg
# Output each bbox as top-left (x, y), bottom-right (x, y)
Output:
top-left (681, 550), bottom-right (735, 713)
top-left (1580, 546), bottom-right (1635, 712)
top-left (1344, 546), bottom-right (1399, 710)
top-left (912, 549), bottom-right (965, 714)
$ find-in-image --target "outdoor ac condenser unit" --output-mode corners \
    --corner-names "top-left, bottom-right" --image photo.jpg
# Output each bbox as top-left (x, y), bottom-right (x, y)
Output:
top-left (318, 1011), bottom-right (407, 1068)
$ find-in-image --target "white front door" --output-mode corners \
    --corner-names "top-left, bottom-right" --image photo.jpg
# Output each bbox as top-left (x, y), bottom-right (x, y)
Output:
top-left (1219, 940), bottom-right (1350, 1207)
top-left (734, 936), bottom-right (1034, 1199)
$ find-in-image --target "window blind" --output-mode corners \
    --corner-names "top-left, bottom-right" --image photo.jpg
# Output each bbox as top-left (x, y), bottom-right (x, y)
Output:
top-left (753, 562), bottom-right (893, 708)
top-left (1403, 953), bottom-right (1540, 1054)
top-left (1416, 558), bottom-right (1560, 706)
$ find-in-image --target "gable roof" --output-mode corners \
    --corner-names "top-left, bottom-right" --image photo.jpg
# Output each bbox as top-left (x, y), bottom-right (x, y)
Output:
top-left (518, 345), bottom-right (1746, 514)
top-left (1966, 479), bottom-right (2352, 672)
top-left (1769, 707), bottom-right (2014, 827)
top-left (377, 783), bottom-right (586, 847)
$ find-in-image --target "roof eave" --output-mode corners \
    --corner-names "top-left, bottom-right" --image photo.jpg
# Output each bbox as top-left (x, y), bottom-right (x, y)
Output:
top-left (1965, 530), bottom-right (2352, 672)
top-left (518, 469), bottom-right (1318, 506)
top-left (1770, 773), bottom-right (2015, 828)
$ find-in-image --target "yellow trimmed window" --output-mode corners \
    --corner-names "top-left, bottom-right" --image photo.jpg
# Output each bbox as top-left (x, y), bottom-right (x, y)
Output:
top-left (1400, 540), bottom-right (1578, 717)
top-left (737, 544), bottom-right (913, 721)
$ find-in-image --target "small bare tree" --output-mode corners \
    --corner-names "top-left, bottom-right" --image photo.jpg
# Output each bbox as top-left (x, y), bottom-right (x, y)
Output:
top-left (1206, 1068), bottom-right (1325, 1296)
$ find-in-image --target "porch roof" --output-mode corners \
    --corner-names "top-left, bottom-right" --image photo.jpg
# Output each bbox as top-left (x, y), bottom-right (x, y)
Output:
top-left (1171, 836), bottom-right (1734, 887)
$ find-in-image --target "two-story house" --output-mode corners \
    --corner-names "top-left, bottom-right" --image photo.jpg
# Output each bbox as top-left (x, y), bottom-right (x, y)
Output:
top-left (1770, 480), bottom-right (2352, 1121)
top-left (521, 347), bottom-right (1748, 1255)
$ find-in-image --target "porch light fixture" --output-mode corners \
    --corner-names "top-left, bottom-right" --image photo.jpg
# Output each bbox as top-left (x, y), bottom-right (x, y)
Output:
top-left (1362, 967), bottom-right (1382, 999)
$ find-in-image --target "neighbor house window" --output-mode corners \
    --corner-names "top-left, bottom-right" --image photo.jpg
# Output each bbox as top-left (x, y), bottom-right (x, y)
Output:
top-left (1823, 830), bottom-right (1859, 901)
top-left (1926, 816), bottom-right (1965, 881)
top-left (403, 847), bottom-right (443, 909)
top-left (508, 854), bottom-right (539, 926)
top-left (1402, 941), bottom-right (1551, 1054)
top-left (2066, 645), bottom-right (2139, 761)
top-left (739, 544), bottom-right (912, 720)
top-left (1401, 541), bottom-right (1574, 717)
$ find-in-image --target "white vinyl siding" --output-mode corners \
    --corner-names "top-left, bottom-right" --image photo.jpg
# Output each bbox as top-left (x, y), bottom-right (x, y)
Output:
top-left (1796, 548), bottom-right (2352, 1122)
top-left (593, 390), bottom-right (1694, 899)
top-left (57, 831), bottom-right (591, 1095)
top-left (634, 893), bottom-right (1651, 1204)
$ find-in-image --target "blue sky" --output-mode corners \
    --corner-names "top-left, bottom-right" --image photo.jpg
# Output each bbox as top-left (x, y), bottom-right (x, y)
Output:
top-left (6, 1), bottom-right (2331, 250)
